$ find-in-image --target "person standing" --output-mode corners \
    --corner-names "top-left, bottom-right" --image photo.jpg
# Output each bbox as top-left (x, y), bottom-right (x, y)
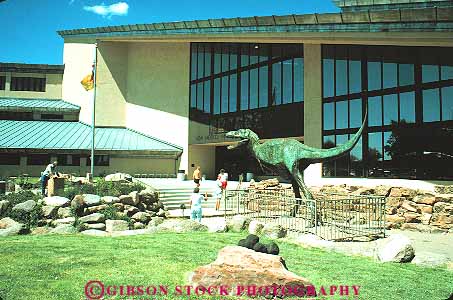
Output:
top-left (192, 166), bottom-right (202, 187)
top-left (41, 161), bottom-right (59, 196)
top-left (189, 187), bottom-right (207, 222)
top-left (218, 169), bottom-right (228, 190)
top-left (214, 177), bottom-right (222, 211)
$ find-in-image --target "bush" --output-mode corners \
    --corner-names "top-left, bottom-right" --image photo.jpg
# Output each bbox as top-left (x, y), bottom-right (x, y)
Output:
top-left (98, 204), bottom-right (133, 226)
top-left (62, 179), bottom-right (145, 199)
top-left (8, 203), bottom-right (43, 229)
top-left (0, 191), bottom-right (41, 218)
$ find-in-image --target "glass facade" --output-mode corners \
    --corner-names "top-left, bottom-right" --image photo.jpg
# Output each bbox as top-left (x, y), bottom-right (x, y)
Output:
top-left (322, 45), bottom-right (453, 180)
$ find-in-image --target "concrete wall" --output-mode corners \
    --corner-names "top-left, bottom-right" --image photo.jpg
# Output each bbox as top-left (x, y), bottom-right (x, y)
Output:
top-left (188, 145), bottom-right (216, 180)
top-left (0, 72), bottom-right (62, 99)
top-left (125, 42), bottom-right (190, 173)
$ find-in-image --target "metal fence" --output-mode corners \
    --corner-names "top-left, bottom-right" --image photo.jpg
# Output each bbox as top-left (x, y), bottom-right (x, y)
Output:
top-left (224, 189), bottom-right (386, 241)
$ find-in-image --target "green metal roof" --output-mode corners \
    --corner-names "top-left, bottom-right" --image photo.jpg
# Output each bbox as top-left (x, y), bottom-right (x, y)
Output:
top-left (0, 63), bottom-right (64, 74)
top-left (0, 98), bottom-right (80, 113)
top-left (0, 120), bottom-right (182, 155)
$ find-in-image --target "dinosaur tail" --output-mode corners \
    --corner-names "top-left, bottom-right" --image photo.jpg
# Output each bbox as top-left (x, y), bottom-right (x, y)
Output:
top-left (312, 109), bottom-right (368, 162)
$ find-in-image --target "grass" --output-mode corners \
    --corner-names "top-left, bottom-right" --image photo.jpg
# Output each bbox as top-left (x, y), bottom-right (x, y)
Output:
top-left (0, 232), bottom-right (451, 300)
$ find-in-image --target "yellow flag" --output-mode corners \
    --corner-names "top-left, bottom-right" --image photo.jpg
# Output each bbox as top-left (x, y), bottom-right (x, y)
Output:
top-left (80, 72), bottom-right (94, 91)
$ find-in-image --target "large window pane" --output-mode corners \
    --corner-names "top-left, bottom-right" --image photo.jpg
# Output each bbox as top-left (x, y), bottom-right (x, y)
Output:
top-left (368, 132), bottom-right (383, 163)
top-left (230, 45), bottom-right (238, 70)
top-left (336, 134), bottom-right (349, 176)
top-left (400, 91), bottom-right (415, 123)
top-left (250, 45), bottom-right (258, 65)
top-left (259, 66), bottom-right (268, 108)
top-left (241, 44), bottom-right (249, 67)
top-left (442, 86), bottom-right (453, 121)
top-left (272, 62), bottom-right (282, 105)
top-left (383, 94), bottom-right (398, 125)
top-left (214, 45), bottom-right (221, 74)
top-left (323, 102), bottom-right (334, 130)
top-left (323, 59), bottom-right (334, 98)
top-left (250, 69), bottom-right (258, 109)
top-left (229, 74), bottom-right (237, 113)
top-left (294, 58), bottom-right (304, 102)
top-left (191, 45), bottom-right (197, 80)
top-left (349, 60), bottom-right (361, 94)
top-left (323, 135), bottom-right (335, 176)
top-left (441, 65), bottom-right (453, 80)
top-left (368, 96), bottom-right (382, 127)
top-left (368, 61), bottom-right (381, 91)
top-left (213, 78), bottom-right (220, 114)
top-left (240, 71), bottom-right (249, 110)
top-left (197, 47), bottom-right (204, 79)
top-left (190, 84), bottom-right (196, 108)
top-left (350, 136), bottom-right (363, 177)
top-left (196, 83), bottom-right (203, 110)
top-left (335, 59), bottom-right (347, 96)
top-left (259, 44), bottom-right (269, 62)
top-left (222, 46), bottom-right (229, 73)
top-left (423, 88), bottom-right (440, 122)
top-left (422, 65), bottom-right (439, 83)
top-left (399, 64), bottom-right (414, 86)
top-left (221, 76), bottom-right (229, 113)
top-left (204, 81), bottom-right (211, 113)
top-left (350, 98), bottom-right (362, 128)
top-left (383, 62), bottom-right (397, 89)
top-left (335, 100), bottom-right (348, 129)
top-left (282, 59), bottom-right (293, 104)
top-left (383, 131), bottom-right (392, 161)
top-left (204, 47), bottom-right (211, 77)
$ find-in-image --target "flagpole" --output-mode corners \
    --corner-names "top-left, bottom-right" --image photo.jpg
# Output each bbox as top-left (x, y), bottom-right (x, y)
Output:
top-left (90, 41), bottom-right (98, 179)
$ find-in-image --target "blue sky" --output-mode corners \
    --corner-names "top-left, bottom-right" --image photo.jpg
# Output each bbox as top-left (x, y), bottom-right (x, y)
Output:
top-left (1, 0), bottom-right (338, 65)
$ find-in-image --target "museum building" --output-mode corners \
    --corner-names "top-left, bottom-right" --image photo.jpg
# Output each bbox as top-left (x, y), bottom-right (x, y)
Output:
top-left (3, 0), bottom-right (453, 183)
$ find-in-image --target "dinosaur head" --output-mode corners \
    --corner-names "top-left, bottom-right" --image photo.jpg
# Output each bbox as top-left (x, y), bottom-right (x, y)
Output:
top-left (225, 129), bottom-right (259, 150)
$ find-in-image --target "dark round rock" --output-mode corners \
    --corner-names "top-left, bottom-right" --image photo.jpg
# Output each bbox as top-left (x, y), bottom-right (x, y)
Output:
top-left (238, 239), bottom-right (247, 248)
top-left (266, 242), bottom-right (280, 255)
top-left (244, 234), bottom-right (259, 249)
top-left (253, 242), bottom-right (268, 253)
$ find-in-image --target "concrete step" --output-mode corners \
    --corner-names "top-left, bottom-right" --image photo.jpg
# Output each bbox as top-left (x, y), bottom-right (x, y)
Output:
top-left (157, 187), bottom-right (219, 210)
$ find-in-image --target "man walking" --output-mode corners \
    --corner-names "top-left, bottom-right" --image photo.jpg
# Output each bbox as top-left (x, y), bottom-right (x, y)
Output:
top-left (192, 166), bottom-right (202, 187)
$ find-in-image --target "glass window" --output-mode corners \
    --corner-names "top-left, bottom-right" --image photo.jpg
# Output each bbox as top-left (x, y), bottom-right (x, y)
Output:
top-left (335, 59), bottom-right (348, 96)
top-left (368, 61), bottom-right (381, 91)
top-left (250, 45), bottom-right (258, 65)
top-left (241, 44), bottom-right (249, 67)
top-left (323, 102), bottom-right (334, 130)
top-left (191, 44), bottom-right (197, 80)
top-left (383, 94), bottom-right (398, 125)
top-left (0, 154), bottom-right (20, 165)
top-left (335, 101), bottom-right (348, 129)
top-left (349, 99), bottom-right (362, 128)
top-left (350, 136), bottom-right (363, 177)
top-left (336, 134), bottom-right (349, 176)
top-left (203, 81), bottom-right (211, 113)
top-left (368, 96), bottom-right (382, 127)
top-left (259, 66), bottom-right (268, 108)
top-left (240, 71), bottom-right (249, 110)
top-left (259, 44), bottom-right (269, 62)
top-left (249, 69), bottom-right (258, 109)
top-left (383, 131), bottom-right (392, 161)
top-left (383, 62), bottom-right (397, 89)
top-left (442, 86), bottom-right (453, 121)
top-left (197, 47), bottom-right (204, 79)
top-left (422, 65), bottom-right (439, 83)
top-left (230, 44), bottom-right (238, 70)
top-left (350, 136), bottom-right (363, 161)
top-left (213, 78), bottom-right (220, 114)
top-left (323, 135), bottom-right (335, 148)
top-left (282, 59), bottom-right (293, 104)
top-left (399, 91), bottom-right (415, 123)
top-left (190, 84), bottom-right (196, 108)
top-left (323, 59), bottom-right (334, 98)
top-left (272, 62), bottom-right (282, 105)
top-left (349, 60), bottom-right (361, 94)
top-left (368, 132), bottom-right (383, 162)
top-left (222, 46), bottom-right (229, 73)
top-left (441, 65), bottom-right (453, 80)
top-left (229, 74), bottom-right (237, 113)
top-left (399, 64), bottom-right (414, 86)
top-left (423, 88), bottom-right (440, 122)
top-left (27, 154), bottom-right (50, 165)
top-left (221, 76), bottom-right (229, 113)
top-left (196, 83), bottom-right (203, 110)
top-left (294, 58), bottom-right (304, 102)
top-left (214, 45), bottom-right (221, 74)
top-left (204, 47), bottom-right (211, 77)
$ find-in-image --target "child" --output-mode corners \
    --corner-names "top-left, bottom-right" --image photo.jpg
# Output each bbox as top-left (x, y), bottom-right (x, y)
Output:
top-left (214, 177), bottom-right (222, 211)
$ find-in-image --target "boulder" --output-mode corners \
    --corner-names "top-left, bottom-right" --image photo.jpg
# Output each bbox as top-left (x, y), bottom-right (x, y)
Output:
top-left (43, 196), bottom-right (71, 207)
top-left (385, 215), bottom-right (406, 224)
top-left (434, 194), bottom-right (453, 203)
top-left (351, 187), bottom-right (375, 195)
top-left (83, 194), bottom-right (101, 206)
top-left (31, 227), bottom-right (51, 235)
top-left (401, 200), bottom-right (418, 213)
top-left (129, 191), bottom-right (140, 205)
top-left (133, 222), bottom-right (145, 230)
top-left (106, 220), bottom-right (129, 232)
top-left (416, 204), bottom-right (433, 214)
top-left (80, 223), bottom-right (106, 231)
top-left (57, 207), bottom-right (72, 218)
top-left (86, 204), bottom-right (108, 214)
top-left (248, 220), bottom-right (265, 235)
top-left (0, 200), bottom-right (10, 216)
top-left (0, 217), bottom-right (26, 237)
top-left (105, 173), bottom-right (132, 182)
top-left (412, 252), bottom-right (449, 267)
top-left (79, 213), bottom-right (105, 224)
top-left (50, 224), bottom-right (77, 235)
top-left (262, 223), bottom-right (287, 239)
top-left (119, 195), bottom-right (138, 206)
top-left (433, 202), bottom-right (453, 214)
top-left (139, 189), bottom-right (158, 204)
top-left (404, 212), bottom-right (421, 223)
top-left (131, 212), bottom-right (151, 223)
top-left (42, 205), bottom-right (59, 218)
top-left (188, 246), bottom-right (314, 298)
top-left (374, 185), bottom-right (392, 197)
top-left (377, 234), bottom-right (415, 263)
top-left (207, 220), bottom-right (227, 233)
top-left (147, 217), bottom-right (164, 227)
top-left (153, 219), bottom-right (208, 233)
top-left (101, 196), bottom-right (120, 204)
top-left (52, 217), bottom-right (75, 226)
top-left (386, 197), bottom-right (404, 208)
top-left (156, 208), bottom-right (166, 217)
top-left (12, 200), bottom-right (36, 213)
top-left (413, 194), bottom-right (437, 206)
top-left (389, 187), bottom-right (417, 199)
top-left (421, 213), bottom-right (432, 225)
top-left (227, 215), bottom-right (250, 232)
top-left (81, 229), bottom-right (108, 236)
top-left (71, 195), bottom-right (86, 216)
top-left (266, 242), bottom-right (280, 255)
top-left (110, 229), bottom-right (149, 237)
top-left (430, 213), bottom-right (453, 229)
top-left (253, 242), bottom-right (268, 253)
top-left (124, 206), bottom-right (139, 217)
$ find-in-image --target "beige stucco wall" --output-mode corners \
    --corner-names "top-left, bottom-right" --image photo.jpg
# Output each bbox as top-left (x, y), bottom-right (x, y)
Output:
top-left (125, 42), bottom-right (190, 173)
top-left (188, 145), bottom-right (216, 180)
top-left (62, 43), bottom-right (96, 124)
top-left (0, 72), bottom-right (62, 99)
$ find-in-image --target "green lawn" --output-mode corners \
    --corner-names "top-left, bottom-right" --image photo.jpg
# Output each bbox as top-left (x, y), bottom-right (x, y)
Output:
top-left (0, 233), bottom-right (451, 300)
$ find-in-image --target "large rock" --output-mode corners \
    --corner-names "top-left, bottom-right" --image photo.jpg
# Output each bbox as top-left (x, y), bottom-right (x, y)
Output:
top-left (207, 219), bottom-right (228, 233)
top-left (434, 194), bottom-right (453, 203)
top-left (81, 229), bottom-right (108, 236)
top-left (12, 200), bottom-right (37, 213)
top-left (52, 217), bottom-right (75, 226)
top-left (0, 200), bottom-right (10, 216)
top-left (124, 205), bottom-right (139, 217)
top-left (42, 205), bottom-right (59, 218)
top-left (248, 220), bottom-right (265, 235)
top-left (83, 194), bottom-right (101, 206)
top-left (188, 246), bottom-right (315, 298)
top-left (227, 215), bottom-right (250, 232)
top-left (105, 173), bottom-right (132, 183)
top-left (433, 202), bottom-right (453, 214)
top-left (131, 212), bottom-right (151, 223)
top-left (139, 189), bottom-right (158, 204)
top-left (119, 195), bottom-right (138, 206)
top-left (152, 219), bottom-right (208, 233)
top-left (57, 207), bottom-right (72, 218)
top-left (413, 194), bottom-right (437, 206)
top-left (412, 252), bottom-right (449, 267)
top-left (106, 220), bottom-right (129, 232)
top-left (389, 187), bottom-right (417, 199)
top-left (262, 223), bottom-right (287, 239)
top-left (101, 196), bottom-right (120, 204)
top-left (71, 195), bottom-right (86, 216)
top-left (129, 191), bottom-right (140, 205)
top-left (43, 196), bottom-right (71, 207)
top-left (50, 224), bottom-right (77, 235)
top-left (0, 217), bottom-right (26, 237)
top-left (81, 223), bottom-right (106, 231)
top-left (147, 217), bottom-right (164, 228)
top-left (430, 213), bottom-right (453, 229)
top-left (401, 200), bottom-right (418, 213)
top-left (79, 213), bottom-right (105, 224)
top-left (133, 222), bottom-right (145, 230)
top-left (377, 234), bottom-right (415, 263)
top-left (86, 204), bottom-right (108, 214)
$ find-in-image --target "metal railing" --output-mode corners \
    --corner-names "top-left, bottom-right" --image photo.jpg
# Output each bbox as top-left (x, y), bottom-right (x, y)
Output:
top-left (225, 189), bottom-right (386, 241)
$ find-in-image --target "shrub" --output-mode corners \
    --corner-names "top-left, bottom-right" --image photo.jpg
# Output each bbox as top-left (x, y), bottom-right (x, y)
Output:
top-left (8, 203), bottom-right (43, 229)
top-left (61, 180), bottom-right (145, 199)
top-left (0, 191), bottom-right (41, 219)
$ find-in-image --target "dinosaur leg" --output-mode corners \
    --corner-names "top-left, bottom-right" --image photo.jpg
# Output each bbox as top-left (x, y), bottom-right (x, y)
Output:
top-left (292, 167), bottom-right (317, 225)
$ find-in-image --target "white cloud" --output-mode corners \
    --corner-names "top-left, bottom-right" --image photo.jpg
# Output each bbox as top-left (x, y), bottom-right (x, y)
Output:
top-left (83, 2), bottom-right (129, 18)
